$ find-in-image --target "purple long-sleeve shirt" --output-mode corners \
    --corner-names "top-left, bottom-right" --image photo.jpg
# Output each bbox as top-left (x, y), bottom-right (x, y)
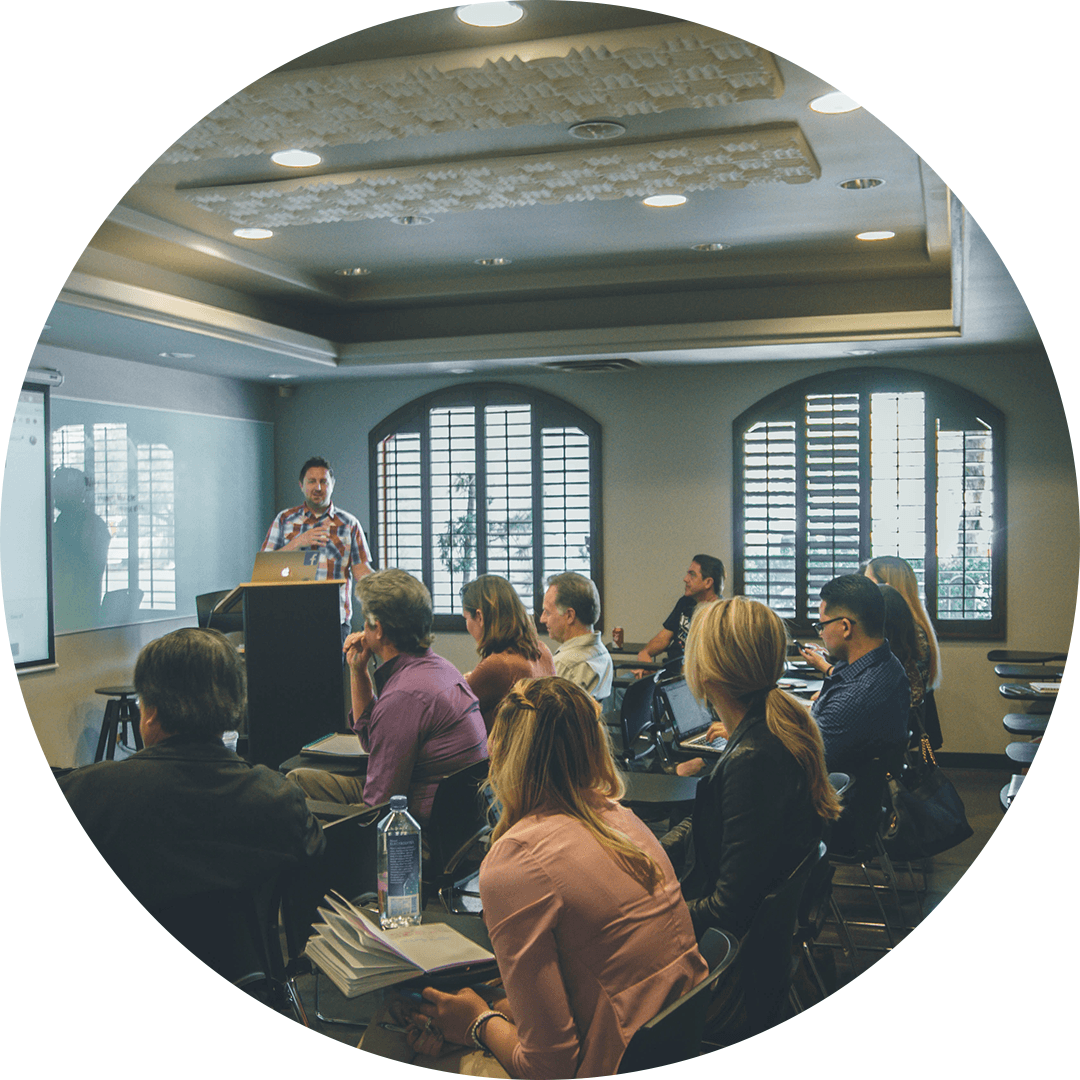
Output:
top-left (351, 649), bottom-right (487, 822)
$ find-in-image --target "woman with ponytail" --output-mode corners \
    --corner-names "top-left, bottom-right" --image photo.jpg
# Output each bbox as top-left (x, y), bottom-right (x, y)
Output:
top-left (403, 677), bottom-right (707, 1078)
top-left (662, 596), bottom-right (841, 941)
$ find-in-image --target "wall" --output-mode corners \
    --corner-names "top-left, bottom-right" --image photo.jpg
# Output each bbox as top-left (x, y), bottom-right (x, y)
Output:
top-left (15, 344), bottom-right (277, 767)
top-left (270, 348), bottom-right (1078, 757)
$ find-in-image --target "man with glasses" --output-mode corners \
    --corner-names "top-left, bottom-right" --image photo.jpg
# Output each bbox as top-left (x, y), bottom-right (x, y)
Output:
top-left (800, 573), bottom-right (910, 770)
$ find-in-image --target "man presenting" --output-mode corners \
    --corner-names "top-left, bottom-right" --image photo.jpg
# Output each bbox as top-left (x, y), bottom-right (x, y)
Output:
top-left (540, 572), bottom-right (614, 701)
top-left (288, 569), bottom-right (488, 825)
top-left (262, 456), bottom-right (372, 642)
top-left (801, 573), bottom-right (910, 770)
top-left (637, 554), bottom-right (724, 666)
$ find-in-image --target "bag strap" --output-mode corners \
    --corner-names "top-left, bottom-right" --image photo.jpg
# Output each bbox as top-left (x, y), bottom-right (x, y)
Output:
top-left (908, 706), bottom-right (937, 767)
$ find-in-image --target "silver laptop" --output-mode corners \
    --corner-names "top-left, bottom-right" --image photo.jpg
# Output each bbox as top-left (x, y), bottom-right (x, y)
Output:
top-left (251, 550), bottom-right (320, 582)
top-left (658, 677), bottom-right (727, 755)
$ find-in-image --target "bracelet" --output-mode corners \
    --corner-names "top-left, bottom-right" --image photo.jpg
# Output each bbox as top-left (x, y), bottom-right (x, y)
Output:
top-left (468, 1010), bottom-right (509, 1051)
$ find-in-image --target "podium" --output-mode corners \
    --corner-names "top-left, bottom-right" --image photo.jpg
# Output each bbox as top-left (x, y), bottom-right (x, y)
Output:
top-left (217, 581), bottom-right (346, 768)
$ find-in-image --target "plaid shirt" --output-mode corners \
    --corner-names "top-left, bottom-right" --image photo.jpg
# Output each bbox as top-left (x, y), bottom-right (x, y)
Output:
top-left (261, 502), bottom-right (371, 623)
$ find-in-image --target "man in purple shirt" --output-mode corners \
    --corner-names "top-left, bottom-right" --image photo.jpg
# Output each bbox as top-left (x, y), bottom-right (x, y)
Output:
top-left (287, 569), bottom-right (487, 824)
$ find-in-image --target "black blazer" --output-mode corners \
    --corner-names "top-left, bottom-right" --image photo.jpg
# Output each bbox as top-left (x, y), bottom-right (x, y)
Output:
top-left (661, 704), bottom-right (821, 939)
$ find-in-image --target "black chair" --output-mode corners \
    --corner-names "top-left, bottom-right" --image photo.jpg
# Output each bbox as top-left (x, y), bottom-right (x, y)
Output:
top-left (422, 759), bottom-right (493, 912)
top-left (617, 927), bottom-right (738, 1074)
top-left (611, 674), bottom-right (662, 769)
top-left (197, 588), bottom-right (245, 635)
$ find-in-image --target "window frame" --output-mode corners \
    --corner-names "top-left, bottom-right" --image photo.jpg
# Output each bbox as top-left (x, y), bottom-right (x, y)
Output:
top-left (732, 367), bottom-right (1006, 640)
top-left (369, 382), bottom-right (603, 632)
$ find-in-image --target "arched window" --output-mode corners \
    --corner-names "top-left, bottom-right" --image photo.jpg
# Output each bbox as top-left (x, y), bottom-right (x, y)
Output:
top-left (734, 367), bottom-right (1005, 639)
top-left (370, 383), bottom-right (602, 629)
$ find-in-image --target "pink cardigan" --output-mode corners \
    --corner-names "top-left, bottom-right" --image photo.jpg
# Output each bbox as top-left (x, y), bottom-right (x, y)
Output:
top-left (479, 802), bottom-right (708, 1079)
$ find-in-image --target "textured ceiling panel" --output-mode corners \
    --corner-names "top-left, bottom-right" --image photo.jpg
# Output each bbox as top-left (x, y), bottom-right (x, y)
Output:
top-left (163, 23), bottom-right (783, 163)
top-left (184, 124), bottom-right (818, 226)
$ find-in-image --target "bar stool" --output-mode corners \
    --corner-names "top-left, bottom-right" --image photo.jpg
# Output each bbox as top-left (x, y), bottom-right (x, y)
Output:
top-left (94, 685), bottom-right (143, 762)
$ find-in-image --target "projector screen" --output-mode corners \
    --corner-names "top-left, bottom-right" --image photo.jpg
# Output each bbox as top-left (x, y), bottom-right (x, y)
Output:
top-left (2, 382), bottom-right (54, 670)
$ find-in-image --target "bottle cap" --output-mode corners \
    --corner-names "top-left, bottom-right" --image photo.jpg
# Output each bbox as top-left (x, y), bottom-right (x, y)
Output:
top-left (389, 795), bottom-right (408, 810)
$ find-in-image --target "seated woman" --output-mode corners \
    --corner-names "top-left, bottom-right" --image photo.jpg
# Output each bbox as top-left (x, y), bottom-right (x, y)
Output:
top-left (879, 582), bottom-right (928, 739)
top-left (402, 677), bottom-right (708, 1079)
top-left (865, 554), bottom-right (943, 748)
top-left (661, 596), bottom-right (841, 1038)
top-left (461, 575), bottom-right (555, 731)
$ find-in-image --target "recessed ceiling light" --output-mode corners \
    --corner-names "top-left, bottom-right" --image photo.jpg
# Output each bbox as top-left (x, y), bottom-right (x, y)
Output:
top-left (691, 242), bottom-right (727, 252)
top-left (268, 373), bottom-right (296, 380)
top-left (335, 267), bottom-right (371, 277)
top-left (856, 230), bottom-right (896, 241)
top-left (270, 149), bottom-right (322, 168)
top-left (839, 177), bottom-right (884, 190)
top-left (392, 215), bottom-right (434, 226)
top-left (233, 227), bottom-right (273, 239)
top-left (846, 349), bottom-right (877, 356)
top-left (643, 194), bottom-right (687, 208)
top-left (455, 3), bottom-right (523, 27)
top-left (475, 257), bottom-right (512, 266)
top-left (158, 351), bottom-right (196, 360)
top-left (568, 121), bottom-right (627, 141)
top-left (810, 91), bottom-right (861, 114)
top-left (449, 367), bottom-right (475, 375)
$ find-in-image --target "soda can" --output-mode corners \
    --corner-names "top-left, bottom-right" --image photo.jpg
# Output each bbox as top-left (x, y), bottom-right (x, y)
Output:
top-left (612, 626), bottom-right (624, 649)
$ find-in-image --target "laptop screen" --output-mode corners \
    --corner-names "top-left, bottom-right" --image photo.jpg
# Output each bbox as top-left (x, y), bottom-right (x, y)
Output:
top-left (660, 677), bottom-right (714, 739)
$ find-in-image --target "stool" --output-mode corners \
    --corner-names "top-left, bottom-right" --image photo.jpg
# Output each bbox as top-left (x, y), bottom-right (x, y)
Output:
top-left (94, 686), bottom-right (143, 762)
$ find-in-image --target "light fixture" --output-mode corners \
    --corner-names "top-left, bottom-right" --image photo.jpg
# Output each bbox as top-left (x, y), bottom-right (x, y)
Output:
top-left (810, 91), bottom-right (860, 114)
top-left (642, 194), bottom-right (686, 208)
top-left (568, 121), bottom-right (626, 141)
top-left (271, 149), bottom-right (322, 168)
top-left (335, 267), bottom-right (371, 277)
top-left (846, 349), bottom-right (877, 356)
top-left (268, 373), bottom-right (296, 380)
top-left (455, 3), bottom-right (523, 27)
top-left (158, 351), bottom-right (196, 360)
top-left (233, 227), bottom-right (273, 239)
top-left (856, 230), bottom-right (895, 241)
top-left (475, 257), bottom-right (512, 266)
top-left (839, 177), bottom-right (884, 190)
top-left (691, 242), bottom-right (727, 252)
top-left (392, 215), bottom-right (434, 226)
top-left (449, 367), bottom-right (475, 375)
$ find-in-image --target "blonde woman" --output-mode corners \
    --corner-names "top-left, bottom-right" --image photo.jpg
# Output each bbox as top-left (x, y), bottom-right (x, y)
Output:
top-left (404, 677), bottom-right (707, 1078)
top-left (460, 575), bottom-right (555, 731)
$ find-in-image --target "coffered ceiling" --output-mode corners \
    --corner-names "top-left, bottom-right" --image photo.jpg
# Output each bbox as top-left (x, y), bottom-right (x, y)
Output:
top-left (36, 1), bottom-right (1043, 384)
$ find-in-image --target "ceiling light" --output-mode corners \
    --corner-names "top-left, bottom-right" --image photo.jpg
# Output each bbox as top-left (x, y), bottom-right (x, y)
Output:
top-left (158, 351), bottom-right (196, 360)
top-left (455, 3), bottom-right (523, 27)
top-left (839, 178), bottom-right (884, 190)
top-left (568, 121), bottom-right (626, 141)
top-left (392, 215), bottom-right (434, 226)
top-left (846, 349), bottom-right (877, 356)
top-left (810, 91), bottom-right (861, 114)
top-left (856, 230), bottom-right (896, 241)
top-left (271, 149), bottom-right (322, 168)
top-left (449, 367), bottom-right (475, 375)
top-left (642, 194), bottom-right (686, 208)
top-left (475, 257), bottom-right (512, 266)
top-left (335, 267), bottom-right (371, 277)
top-left (233, 227), bottom-right (273, 239)
top-left (268, 373), bottom-right (296, 379)
top-left (691, 242), bottom-right (727, 252)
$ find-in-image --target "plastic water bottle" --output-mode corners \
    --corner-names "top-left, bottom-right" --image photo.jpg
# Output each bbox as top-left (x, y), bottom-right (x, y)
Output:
top-left (377, 795), bottom-right (422, 929)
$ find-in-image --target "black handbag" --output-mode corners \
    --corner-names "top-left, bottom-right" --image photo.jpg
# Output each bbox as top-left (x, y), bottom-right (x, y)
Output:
top-left (883, 721), bottom-right (973, 861)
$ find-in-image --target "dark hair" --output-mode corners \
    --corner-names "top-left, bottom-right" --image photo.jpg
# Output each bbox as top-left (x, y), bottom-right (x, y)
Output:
top-left (461, 575), bottom-right (542, 660)
top-left (546, 572), bottom-right (600, 628)
top-left (691, 554), bottom-right (725, 595)
top-left (819, 573), bottom-right (885, 638)
top-left (879, 584), bottom-right (920, 667)
top-left (134, 628), bottom-right (246, 738)
top-left (299, 456), bottom-right (334, 482)
top-left (357, 568), bottom-right (433, 654)
top-left (866, 555), bottom-right (941, 689)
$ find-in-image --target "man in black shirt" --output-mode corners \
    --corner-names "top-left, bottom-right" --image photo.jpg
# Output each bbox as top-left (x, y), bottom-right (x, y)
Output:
top-left (637, 554), bottom-right (724, 667)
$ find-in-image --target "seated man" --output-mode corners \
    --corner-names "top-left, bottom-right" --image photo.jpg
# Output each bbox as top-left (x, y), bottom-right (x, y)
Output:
top-left (58, 628), bottom-right (325, 916)
top-left (802, 573), bottom-right (911, 770)
top-left (288, 569), bottom-right (488, 825)
top-left (637, 554), bottom-right (724, 667)
top-left (539, 572), bottom-right (613, 701)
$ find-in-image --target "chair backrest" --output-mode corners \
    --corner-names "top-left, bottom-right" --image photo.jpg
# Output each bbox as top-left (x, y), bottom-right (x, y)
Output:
top-left (795, 841), bottom-right (833, 942)
top-left (618, 676), bottom-right (659, 763)
top-left (828, 741), bottom-right (903, 856)
top-left (424, 759), bottom-right (493, 895)
top-left (196, 589), bottom-right (244, 634)
top-left (617, 927), bottom-right (738, 1074)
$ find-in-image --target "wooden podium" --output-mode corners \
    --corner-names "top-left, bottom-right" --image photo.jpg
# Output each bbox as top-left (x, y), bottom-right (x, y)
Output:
top-left (218, 580), bottom-right (346, 768)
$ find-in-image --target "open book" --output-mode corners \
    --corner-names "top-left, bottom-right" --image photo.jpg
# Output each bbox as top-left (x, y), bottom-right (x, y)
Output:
top-left (305, 892), bottom-right (496, 997)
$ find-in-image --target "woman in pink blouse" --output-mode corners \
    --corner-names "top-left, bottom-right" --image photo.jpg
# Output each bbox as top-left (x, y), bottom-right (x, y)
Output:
top-left (461, 575), bottom-right (555, 731)
top-left (405, 677), bottom-right (708, 1078)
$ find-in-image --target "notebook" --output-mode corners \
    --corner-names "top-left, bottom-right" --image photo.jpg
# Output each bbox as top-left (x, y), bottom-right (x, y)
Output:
top-left (252, 550), bottom-right (320, 582)
top-left (658, 677), bottom-right (727, 755)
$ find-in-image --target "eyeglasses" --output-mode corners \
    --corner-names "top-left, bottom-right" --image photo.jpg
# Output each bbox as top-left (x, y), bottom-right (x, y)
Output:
top-left (812, 616), bottom-right (856, 633)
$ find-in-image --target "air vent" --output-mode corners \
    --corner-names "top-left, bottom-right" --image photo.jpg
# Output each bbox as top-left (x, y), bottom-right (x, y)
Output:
top-left (541, 358), bottom-right (641, 373)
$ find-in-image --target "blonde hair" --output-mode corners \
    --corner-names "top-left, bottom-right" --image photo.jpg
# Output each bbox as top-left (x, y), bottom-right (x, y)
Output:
top-left (486, 677), bottom-right (663, 891)
top-left (867, 556), bottom-right (941, 690)
top-left (461, 575), bottom-right (542, 661)
top-left (685, 597), bottom-right (841, 823)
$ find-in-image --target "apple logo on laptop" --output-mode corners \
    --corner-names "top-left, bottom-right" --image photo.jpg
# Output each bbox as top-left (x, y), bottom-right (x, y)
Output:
top-left (281, 567), bottom-right (291, 578)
